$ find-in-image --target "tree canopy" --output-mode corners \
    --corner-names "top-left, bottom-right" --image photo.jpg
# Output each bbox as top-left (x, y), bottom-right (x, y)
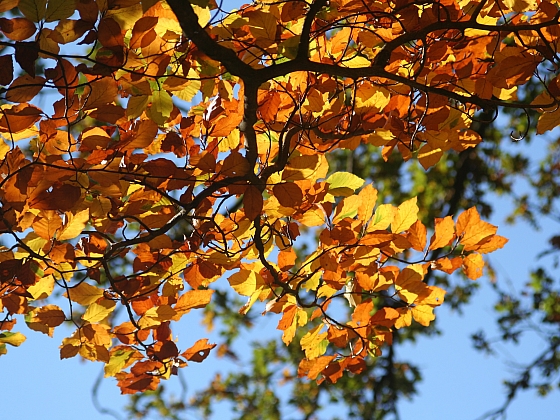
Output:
top-left (0, 0), bottom-right (559, 418)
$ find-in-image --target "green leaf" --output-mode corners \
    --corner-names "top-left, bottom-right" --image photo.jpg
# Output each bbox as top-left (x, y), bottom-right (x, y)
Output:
top-left (326, 172), bottom-right (365, 196)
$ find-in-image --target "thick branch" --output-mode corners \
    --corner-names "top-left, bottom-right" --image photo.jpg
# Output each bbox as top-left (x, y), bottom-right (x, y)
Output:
top-left (166, 0), bottom-right (259, 80)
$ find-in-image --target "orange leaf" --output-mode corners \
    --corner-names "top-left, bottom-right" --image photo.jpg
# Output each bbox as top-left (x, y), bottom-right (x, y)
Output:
top-left (297, 355), bottom-right (336, 380)
top-left (407, 220), bottom-right (427, 252)
top-left (175, 289), bottom-right (214, 313)
top-left (278, 248), bottom-right (297, 270)
top-left (82, 77), bottom-right (118, 111)
top-left (181, 338), bottom-right (216, 362)
top-left (456, 207), bottom-right (497, 250)
top-left (428, 216), bottom-right (455, 250)
top-left (357, 184), bottom-right (378, 225)
top-left (462, 252), bottom-right (485, 280)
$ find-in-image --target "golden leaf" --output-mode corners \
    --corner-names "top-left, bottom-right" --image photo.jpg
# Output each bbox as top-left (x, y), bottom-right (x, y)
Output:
top-left (82, 299), bottom-right (116, 323)
top-left (391, 197), bottom-right (418, 233)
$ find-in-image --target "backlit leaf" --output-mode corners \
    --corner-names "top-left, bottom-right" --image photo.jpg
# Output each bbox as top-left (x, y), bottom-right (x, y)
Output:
top-left (83, 299), bottom-right (116, 323)
top-left (428, 216), bottom-right (455, 250)
top-left (326, 172), bottom-right (365, 196)
top-left (300, 324), bottom-right (328, 360)
top-left (58, 209), bottom-right (89, 241)
top-left (65, 282), bottom-right (105, 306)
top-left (391, 197), bottom-right (418, 233)
top-left (462, 252), bottom-right (485, 280)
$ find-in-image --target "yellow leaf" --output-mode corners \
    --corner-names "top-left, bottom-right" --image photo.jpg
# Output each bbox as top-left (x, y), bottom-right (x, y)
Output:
top-left (391, 197), bottom-right (418, 233)
top-left (355, 84), bottom-right (390, 112)
top-left (428, 216), bottom-right (455, 250)
top-left (228, 269), bottom-right (265, 296)
top-left (326, 172), bottom-right (365, 197)
top-left (149, 90), bottom-right (173, 126)
top-left (58, 209), bottom-right (89, 241)
top-left (395, 264), bottom-right (427, 304)
top-left (143, 305), bottom-right (177, 321)
top-left (412, 305), bottom-right (435, 326)
top-left (298, 205), bottom-right (327, 227)
top-left (502, 0), bottom-right (537, 12)
top-left (65, 282), bottom-right (105, 306)
top-left (104, 349), bottom-right (140, 377)
top-left (28, 274), bottom-right (55, 300)
top-left (300, 324), bottom-right (328, 360)
top-left (333, 195), bottom-right (361, 224)
top-left (192, 4), bottom-right (211, 27)
top-left (0, 140), bottom-right (9, 161)
top-left (343, 55), bottom-right (371, 68)
top-left (0, 332), bottom-right (26, 347)
top-left (367, 204), bottom-right (395, 231)
top-left (173, 72), bottom-right (202, 103)
top-left (282, 154), bottom-right (329, 182)
top-left (82, 299), bottom-right (116, 323)
top-left (394, 309), bottom-right (412, 329)
top-left (462, 252), bottom-right (485, 280)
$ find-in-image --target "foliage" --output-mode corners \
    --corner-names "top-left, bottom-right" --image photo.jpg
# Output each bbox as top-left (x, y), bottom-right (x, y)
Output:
top-left (0, 0), bottom-right (559, 416)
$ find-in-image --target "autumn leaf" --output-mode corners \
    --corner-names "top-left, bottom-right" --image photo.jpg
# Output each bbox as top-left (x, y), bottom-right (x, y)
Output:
top-left (83, 299), bottom-right (116, 323)
top-left (58, 209), bottom-right (89, 241)
top-left (456, 207), bottom-right (498, 250)
top-left (428, 216), bottom-right (455, 250)
top-left (326, 172), bottom-right (365, 197)
top-left (65, 282), bottom-right (105, 306)
top-left (182, 338), bottom-right (216, 362)
top-left (300, 324), bottom-right (328, 360)
top-left (0, 0), bottom-right (524, 396)
top-left (391, 197), bottom-right (418, 233)
top-left (0, 332), bottom-right (26, 347)
top-left (462, 252), bottom-right (485, 280)
top-left (243, 186), bottom-right (263, 221)
top-left (228, 269), bottom-right (265, 297)
top-left (175, 289), bottom-right (214, 314)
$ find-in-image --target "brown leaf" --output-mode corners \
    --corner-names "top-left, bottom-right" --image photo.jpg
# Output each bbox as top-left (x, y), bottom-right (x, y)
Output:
top-left (14, 41), bottom-right (38, 77)
top-left (0, 17), bottom-right (36, 41)
top-left (5, 75), bottom-right (45, 103)
top-left (273, 182), bottom-right (304, 209)
top-left (0, 103), bottom-right (42, 133)
top-left (243, 186), bottom-right (263, 221)
top-left (0, 54), bottom-right (14, 85)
